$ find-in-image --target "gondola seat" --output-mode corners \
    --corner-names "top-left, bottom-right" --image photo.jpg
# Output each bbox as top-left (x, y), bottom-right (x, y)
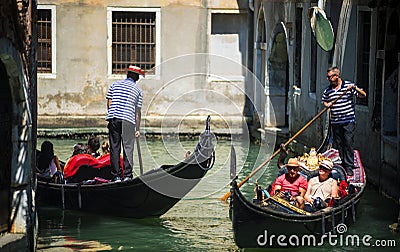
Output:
top-left (63, 153), bottom-right (124, 183)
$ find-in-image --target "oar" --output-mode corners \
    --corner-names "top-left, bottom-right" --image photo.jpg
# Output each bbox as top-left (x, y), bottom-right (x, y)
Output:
top-left (220, 89), bottom-right (348, 201)
top-left (136, 136), bottom-right (143, 175)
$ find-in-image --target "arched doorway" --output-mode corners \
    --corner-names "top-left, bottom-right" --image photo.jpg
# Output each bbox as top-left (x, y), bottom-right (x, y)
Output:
top-left (0, 60), bottom-right (12, 232)
top-left (266, 28), bottom-right (289, 127)
top-left (254, 7), bottom-right (266, 128)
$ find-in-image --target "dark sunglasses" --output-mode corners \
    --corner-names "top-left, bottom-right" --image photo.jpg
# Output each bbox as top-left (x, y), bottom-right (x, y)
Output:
top-left (319, 167), bottom-right (331, 172)
top-left (326, 74), bottom-right (337, 79)
top-left (287, 166), bottom-right (299, 170)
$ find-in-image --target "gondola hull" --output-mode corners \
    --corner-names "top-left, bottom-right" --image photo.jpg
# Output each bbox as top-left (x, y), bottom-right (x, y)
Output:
top-left (37, 159), bottom-right (211, 218)
top-left (230, 149), bottom-right (366, 248)
top-left (36, 116), bottom-right (215, 218)
top-left (231, 182), bottom-right (364, 248)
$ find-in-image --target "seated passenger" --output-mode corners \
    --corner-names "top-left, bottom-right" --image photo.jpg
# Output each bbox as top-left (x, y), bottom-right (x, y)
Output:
top-left (101, 139), bottom-right (110, 155)
top-left (273, 158), bottom-right (308, 209)
top-left (72, 143), bottom-right (87, 157)
top-left (304, 159), bottom-right (338, 212)
top-left (37, 140), bottom-right (62, 178)
top-left (87, 136), bottom-right (101, 158)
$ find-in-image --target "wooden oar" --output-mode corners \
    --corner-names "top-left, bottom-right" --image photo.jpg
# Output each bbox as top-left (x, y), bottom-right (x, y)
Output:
top-left (136, 136), bottom-right (143, 175)
top-left (220, 89), bottom-right (348, 201)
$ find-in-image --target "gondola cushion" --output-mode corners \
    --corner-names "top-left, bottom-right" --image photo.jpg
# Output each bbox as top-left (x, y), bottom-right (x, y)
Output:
top-left (63, 154), bottom-right (124, 181)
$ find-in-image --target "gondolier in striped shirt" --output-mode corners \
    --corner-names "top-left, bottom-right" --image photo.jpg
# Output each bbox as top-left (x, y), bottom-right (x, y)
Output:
top-left (106, 65), bottom-right (144, 182)
top-left (322, 66), bottom-right (366, 176)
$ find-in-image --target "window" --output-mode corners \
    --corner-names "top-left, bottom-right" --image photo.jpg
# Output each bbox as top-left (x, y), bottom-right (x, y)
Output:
top-left (37, 6), bottom-right (56, 75)
top-left (356, 10), bottom-right (371, 105)
top-left (108, 8), bottom-right (160, 76)
top-left (294, 7), bottom-right (302, 88)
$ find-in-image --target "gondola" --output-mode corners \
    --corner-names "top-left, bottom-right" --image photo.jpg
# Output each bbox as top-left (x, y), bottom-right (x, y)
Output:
top-left (36, 116), bottom-right (215, 218)
top-left (230, 148), bottom-right (366, 248)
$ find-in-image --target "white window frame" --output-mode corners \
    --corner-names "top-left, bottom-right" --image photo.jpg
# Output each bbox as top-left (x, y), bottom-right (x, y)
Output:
top-left (37, 5), bottom-right (57, 79)
top-left (107, 7), bottom-right (161, 79)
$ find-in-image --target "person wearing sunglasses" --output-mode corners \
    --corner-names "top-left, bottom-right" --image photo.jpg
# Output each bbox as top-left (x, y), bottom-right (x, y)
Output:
top-left (273, 158), bottom-right (308, 209)
top-left (304, 159), bottom-right (338, 212)
top-left (322, 66), bottom-right (366, 176)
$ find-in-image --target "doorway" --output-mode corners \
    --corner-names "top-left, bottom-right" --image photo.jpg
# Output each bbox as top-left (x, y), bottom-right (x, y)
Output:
top-left (266, 31), bottom-right (289, 127)
top-left (0, 60), bottom-right (12, 232)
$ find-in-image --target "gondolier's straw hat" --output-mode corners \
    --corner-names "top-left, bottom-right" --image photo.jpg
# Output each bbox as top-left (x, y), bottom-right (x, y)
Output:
top-left (127, 65), bottom-right (145, 76)
top-left (285, 158), bottom-right (299, 167)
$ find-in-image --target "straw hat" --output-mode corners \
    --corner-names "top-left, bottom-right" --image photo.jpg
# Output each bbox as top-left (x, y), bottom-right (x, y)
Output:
top-left (285, 158), bottom-right (299, 167)
top-left (127, 65), bottom-right (145, 76)
top-left (320, 159), bottom-right (333, 170)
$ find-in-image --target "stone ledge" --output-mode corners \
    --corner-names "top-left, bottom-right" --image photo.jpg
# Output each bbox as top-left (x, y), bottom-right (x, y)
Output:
top-left (37, 115), bottom-right (247, 138)
top-left (37, 126), bottom-right (244, 138)
top-left (0, 233), bottom-right (26, 252)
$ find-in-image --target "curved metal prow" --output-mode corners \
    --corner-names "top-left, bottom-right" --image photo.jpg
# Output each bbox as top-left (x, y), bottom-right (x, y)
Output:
top-left (230, 145), bottom-right (237, 180)
top-left (205, 115), bottom-right (211, 133)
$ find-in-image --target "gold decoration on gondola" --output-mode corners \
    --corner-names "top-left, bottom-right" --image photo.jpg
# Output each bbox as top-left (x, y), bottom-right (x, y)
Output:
top-left (269, 196), bottom-right (311, 215)
top-left (298, 147), bottom-right (326, 171)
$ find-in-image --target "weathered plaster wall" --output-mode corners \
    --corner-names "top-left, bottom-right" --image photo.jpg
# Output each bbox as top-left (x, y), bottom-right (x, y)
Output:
top-left (37, 0), bottom-right (248, 134)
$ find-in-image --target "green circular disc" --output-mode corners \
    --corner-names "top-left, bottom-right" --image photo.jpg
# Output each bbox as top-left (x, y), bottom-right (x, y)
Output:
top-left (310, 7), bottom-right (334, 51)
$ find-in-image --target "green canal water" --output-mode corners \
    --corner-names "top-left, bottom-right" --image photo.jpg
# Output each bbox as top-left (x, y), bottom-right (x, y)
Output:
top-left (36, 138), bottom-right (400, 251)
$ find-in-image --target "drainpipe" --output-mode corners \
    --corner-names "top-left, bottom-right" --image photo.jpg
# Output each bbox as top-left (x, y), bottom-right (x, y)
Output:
top-left (318, 0), bottom-right (326, 9)
top-left (249, 0), bottom-right (254, 12)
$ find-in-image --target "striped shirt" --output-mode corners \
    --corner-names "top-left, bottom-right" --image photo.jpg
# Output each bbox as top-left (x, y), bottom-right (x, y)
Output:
top-left (322, 80), bottom-right (358, 124)
top-left (106, 78), bottom-right (143, 125)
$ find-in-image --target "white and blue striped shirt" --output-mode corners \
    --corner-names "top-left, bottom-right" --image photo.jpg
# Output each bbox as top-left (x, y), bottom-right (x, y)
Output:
top-left (322, 80), bottom-right (358, 125)
top-left (106, 78), bottom-right (143, 125)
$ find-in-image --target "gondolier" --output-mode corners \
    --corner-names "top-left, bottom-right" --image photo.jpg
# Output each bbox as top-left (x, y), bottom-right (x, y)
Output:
top-left (322, 66), bottom-right (366, 176)
top-left (106, 65), bottom-right (144, 182)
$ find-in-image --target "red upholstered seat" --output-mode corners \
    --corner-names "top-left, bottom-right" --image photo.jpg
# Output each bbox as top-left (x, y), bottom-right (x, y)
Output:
top-left (63, 153), bottom-right (124, 179)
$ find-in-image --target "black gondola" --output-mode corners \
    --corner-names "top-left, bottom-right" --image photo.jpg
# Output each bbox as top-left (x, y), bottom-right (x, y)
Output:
top-left (230, 148), bottom-right (366, 248)
top-left (36, 116), bottom-right (215, 218)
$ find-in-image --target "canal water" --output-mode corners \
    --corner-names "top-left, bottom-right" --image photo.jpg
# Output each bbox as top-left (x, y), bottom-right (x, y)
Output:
top-left (36, 137), bottom-right (400, 251)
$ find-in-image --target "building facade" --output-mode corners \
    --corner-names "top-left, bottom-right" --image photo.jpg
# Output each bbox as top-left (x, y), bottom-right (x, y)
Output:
top-left (36, 0), bottom-right (251, 135)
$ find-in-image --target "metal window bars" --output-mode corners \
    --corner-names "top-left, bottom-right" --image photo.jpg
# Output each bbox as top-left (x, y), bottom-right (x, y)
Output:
top-left (112, 11), bottom-right (156, 75)
top-left (37, 9), bottom-right (52, 73)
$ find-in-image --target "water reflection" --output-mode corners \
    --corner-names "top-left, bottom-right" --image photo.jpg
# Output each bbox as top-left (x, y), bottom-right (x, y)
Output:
top-left (37, 198), bottom-right (234, 251)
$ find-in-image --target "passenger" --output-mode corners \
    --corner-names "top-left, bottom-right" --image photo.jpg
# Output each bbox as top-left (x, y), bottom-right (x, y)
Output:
top-left (304, 159), bottom-right (339, 212)
top-left (72, 143), bottom-right (87, 157)
top-left (37, 140), bottom-right (62, 177)
top-left (87, 136), bottom-right (101, 158)
top-left (101, 139), bottom-right (110, 155)
top-left (273, 158), bottom-right (308, 209)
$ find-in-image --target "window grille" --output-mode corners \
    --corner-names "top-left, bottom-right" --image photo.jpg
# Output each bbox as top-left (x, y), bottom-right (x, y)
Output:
top-left (37, 9), bottom-right (52, 73)
top-left (112, 11), bottom-right (156, 75)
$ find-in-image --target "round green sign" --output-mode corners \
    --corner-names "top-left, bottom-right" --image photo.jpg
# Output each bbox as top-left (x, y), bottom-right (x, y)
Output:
top-left (308, 7), bottom-right (334, 51)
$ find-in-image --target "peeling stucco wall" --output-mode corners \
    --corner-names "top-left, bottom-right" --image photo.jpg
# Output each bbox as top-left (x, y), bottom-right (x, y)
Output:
top-left (37, 0), bottom-right (249, 133)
